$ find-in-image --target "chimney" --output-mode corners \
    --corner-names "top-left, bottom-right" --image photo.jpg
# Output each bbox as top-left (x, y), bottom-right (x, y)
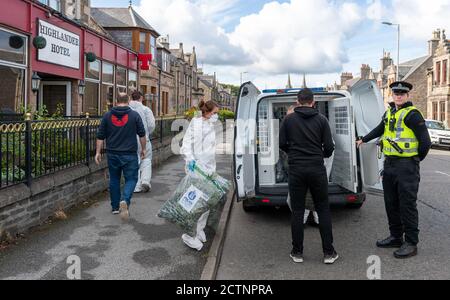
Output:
top-left (159, 35), bottom-right (170, 49)
top-left (340, 72), bottom-right (353, 86)
top-left (361, 64), bottom-right (371, 80)
top-left (429, 29), bottom-right (441, 56)
top-left (380, 51), bottom-right (393, 73)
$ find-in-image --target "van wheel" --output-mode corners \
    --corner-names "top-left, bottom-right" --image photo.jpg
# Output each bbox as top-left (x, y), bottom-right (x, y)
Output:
top-left (347, 203), bottom-right (364, 209)
top-left (243, 201), bottom-right (259, 213)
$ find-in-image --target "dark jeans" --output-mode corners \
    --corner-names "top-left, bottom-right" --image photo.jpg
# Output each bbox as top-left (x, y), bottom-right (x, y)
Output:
top-left (107, 153), bottom-right (139, 211)
top-left (289, 164), bottom-right (335, 255)
top-left (383, 157), bottom-right (420, 245)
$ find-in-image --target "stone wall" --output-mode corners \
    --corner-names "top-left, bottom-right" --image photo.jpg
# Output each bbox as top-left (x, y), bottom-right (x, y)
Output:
top-left (0, 137), bottom-right (177, 241)
top-left (406, 57), bottom-right (433, 116)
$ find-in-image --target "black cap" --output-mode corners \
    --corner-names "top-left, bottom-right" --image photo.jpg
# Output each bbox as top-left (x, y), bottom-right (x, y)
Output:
top-left (390, 81), bottom-right (413, 93)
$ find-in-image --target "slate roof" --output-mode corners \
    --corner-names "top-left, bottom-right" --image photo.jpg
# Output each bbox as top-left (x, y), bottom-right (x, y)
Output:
top-left (91, 7), bottom-right (160, 36)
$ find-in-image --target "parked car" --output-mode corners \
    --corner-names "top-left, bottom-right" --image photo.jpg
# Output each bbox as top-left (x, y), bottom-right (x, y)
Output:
top-left (233, 80), bottom-right (386, 212)
top-left (426, 119), bottom-right (450, 149)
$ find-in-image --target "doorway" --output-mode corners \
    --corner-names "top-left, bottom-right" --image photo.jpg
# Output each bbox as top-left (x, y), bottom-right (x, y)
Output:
top-left (39, 81), bottom-right (72, 116)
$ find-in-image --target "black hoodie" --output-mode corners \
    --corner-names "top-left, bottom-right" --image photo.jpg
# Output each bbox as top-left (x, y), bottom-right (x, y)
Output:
top-left (280, 106), bottom-right (335, 166)
top-left (97, 106), bottom-right (146, 155)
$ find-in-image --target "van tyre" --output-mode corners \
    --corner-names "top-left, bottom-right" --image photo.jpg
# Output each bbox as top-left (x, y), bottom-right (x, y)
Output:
top-left (243, 200), bottom-right (259, 213)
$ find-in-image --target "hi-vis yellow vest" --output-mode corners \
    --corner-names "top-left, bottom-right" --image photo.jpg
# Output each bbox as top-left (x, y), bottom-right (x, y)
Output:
top-left (382, 106), bottom-right (420, 157)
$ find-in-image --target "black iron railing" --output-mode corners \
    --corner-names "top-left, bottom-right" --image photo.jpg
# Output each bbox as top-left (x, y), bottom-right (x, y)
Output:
top-left (0, 114), bottom-right (101, 190)
top-left (1, 114), bottom-right (186, 190)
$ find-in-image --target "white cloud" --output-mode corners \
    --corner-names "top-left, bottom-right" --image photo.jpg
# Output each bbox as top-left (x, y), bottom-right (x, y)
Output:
top-left (135, 0), bottom-right (251, 66)
top-left (390, 0), bottom-right (450, 41)
top-left (229, 0), bottom-right (364, 75)
top-left (366, 0), bottom-right (389, 21)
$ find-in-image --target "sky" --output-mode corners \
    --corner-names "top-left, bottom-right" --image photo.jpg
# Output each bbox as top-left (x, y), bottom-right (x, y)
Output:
top-left (91, 0), bottom-right (450, 89)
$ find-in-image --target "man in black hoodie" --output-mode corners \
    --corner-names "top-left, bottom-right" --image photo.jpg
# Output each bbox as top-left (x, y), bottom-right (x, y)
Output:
top-left (280, 88), bottom-right (338, 264)
top-left (96, 93), bottom-right (147, 220)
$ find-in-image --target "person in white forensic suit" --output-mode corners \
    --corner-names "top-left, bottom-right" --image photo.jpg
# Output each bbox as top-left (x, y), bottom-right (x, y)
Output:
top-left (180, 100), bottom-right (220, 251)
top-left (129, 91), bottom-right (155, 193)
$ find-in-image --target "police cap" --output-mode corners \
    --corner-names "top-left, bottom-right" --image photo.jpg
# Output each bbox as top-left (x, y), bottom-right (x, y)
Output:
top-left (390, 81), bottom-right (413, 93)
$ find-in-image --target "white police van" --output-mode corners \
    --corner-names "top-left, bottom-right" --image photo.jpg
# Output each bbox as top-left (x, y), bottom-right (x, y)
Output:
top-left (234, 80), bottom-right (385, 211)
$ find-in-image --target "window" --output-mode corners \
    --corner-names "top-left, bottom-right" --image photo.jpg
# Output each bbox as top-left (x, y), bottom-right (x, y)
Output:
top-left (38, 0), bottom-right (61, 12)
top-left (0, 29), bottom-right (26, 65)
top-left (436, 61), bottom-right (441, 85)
top-left (0, 28), bottom-right (27, 112)
top-left (139, 32), bottom-right (146, 53)
top-left (150, 36), bottom-right (156, 64)
top-left (102, 62), bottom-right (114, 84)
top-left (128, 71), bottom-right (137, 94)
top-left (433, 102), bottom-right (438, 120)
top-left (101, 62), bottom-right (114, 113)
top-left (440, 102), bottom-right (446, 122)
top-left (116, 67), bottom-right (127, 97)
top-left (443, 60), bottom-right (448, 85)
top-left (0, 66), bottom-right (25, 112)
top-left (84, 81), bottom-right (99, 116)
top-left (162, 51), bottom-right (169, 73)
top-left (86, 59), bottom-right (100, 80)
top-left (85, 59), bottom-right (100, 115)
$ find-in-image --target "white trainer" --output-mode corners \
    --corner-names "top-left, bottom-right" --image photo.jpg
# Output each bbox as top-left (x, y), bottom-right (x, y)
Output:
top-left (182, 234), bottom-right (203, 251)
top-left (313, 212), bottom-right (319, 224)
top-left (196, 230), bottom-right (207, 243)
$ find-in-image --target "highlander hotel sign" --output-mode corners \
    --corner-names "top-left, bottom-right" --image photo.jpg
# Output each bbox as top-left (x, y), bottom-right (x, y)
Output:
top-left (38, 19), bottom-right (80, 69)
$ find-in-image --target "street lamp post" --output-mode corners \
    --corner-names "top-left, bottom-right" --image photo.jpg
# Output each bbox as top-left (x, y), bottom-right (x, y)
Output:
top-left (240, 71), bottom-right (248, 86)
top-left (382, 22), bottom-right (401, 81)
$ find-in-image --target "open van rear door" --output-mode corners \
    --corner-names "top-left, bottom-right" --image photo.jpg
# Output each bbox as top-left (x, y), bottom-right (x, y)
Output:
top-left (351, 80), bottom-right (385, 195)
top-left (329, 97), bottom-right (358, 193)
top-left (234, 82), bottom-right (261, 201)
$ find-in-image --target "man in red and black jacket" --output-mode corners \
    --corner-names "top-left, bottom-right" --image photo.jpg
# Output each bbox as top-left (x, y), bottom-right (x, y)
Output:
top-left (96, 92), bottom-right (146, 220)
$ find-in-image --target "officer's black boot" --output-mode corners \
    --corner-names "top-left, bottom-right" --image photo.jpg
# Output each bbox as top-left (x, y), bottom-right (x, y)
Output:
top-left (376, 236), bottom-right (404, 248)
top-left (394, 243), bottom-right (418, 259)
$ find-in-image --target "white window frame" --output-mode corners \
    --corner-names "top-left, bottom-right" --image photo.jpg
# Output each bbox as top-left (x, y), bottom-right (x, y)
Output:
top-left (85, 58), bottom-right (101, 115)
top-left (101, 61), bottom-right (115, 111)
top-left (0, 27), bottom-right (28, 110)
top-left (128, 70), bottom-right (138, 93)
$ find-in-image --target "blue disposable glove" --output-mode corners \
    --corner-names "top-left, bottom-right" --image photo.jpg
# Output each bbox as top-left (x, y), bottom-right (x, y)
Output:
top-left (186, 160), bottom-right (197, 173)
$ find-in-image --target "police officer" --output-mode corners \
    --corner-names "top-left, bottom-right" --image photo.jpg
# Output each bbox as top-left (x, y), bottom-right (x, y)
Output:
top-left (357, 81), bottom-right (431, 259)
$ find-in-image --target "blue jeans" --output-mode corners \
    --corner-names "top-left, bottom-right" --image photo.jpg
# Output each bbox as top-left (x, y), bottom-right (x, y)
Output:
top-left (107, 153), bottom-right (139, 211)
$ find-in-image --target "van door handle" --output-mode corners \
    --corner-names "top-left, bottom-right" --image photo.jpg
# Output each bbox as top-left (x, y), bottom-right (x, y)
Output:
top-left (237, 165), bottom-right (242, 175)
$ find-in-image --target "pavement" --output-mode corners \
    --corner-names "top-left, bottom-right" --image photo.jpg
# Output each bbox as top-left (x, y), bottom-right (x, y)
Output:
top-left (216, 149), bottom-right (450, 280)
top-left (0, 153), bottom-right (233, 280)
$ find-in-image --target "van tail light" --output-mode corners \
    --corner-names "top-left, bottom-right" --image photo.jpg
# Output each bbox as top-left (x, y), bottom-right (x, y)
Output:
top-left (347, 195), bottom-right (358, 203)
top-left (262, 199), bottom-right (271, 203)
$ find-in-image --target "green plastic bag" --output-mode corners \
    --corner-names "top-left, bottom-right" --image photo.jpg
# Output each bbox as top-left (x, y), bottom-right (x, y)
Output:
top-left (157, 164), bottom-right (231, 235)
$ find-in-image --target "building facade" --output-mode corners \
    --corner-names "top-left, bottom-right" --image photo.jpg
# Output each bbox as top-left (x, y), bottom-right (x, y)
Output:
top-left (91, 5), bottom-right (161, 114)
top-left (0, 0), bottom-right (139, 117)
top-left (427, 29), bottom-right (450, 124)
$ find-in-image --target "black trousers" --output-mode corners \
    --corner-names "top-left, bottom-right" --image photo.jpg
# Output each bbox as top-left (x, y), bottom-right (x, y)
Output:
top-left (383, 157), bottom-right (421, 245)
top-left (289, 164), bottom-right (335, 255)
